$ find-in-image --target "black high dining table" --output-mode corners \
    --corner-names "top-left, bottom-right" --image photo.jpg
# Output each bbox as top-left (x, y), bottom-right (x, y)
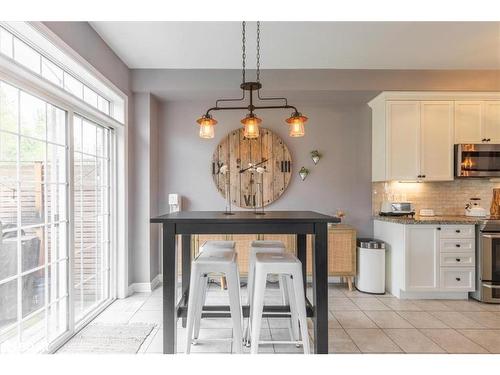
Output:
top-left (150, 210), bottom-right (340, 354)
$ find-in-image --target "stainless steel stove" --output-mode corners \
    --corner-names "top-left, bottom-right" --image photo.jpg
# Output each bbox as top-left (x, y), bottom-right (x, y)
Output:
top-left (470, 218), bottom-right (500, 303)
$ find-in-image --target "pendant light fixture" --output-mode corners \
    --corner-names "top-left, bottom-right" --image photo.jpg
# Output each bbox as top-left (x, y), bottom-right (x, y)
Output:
top-left (196, 21), bottom-right (308, 139)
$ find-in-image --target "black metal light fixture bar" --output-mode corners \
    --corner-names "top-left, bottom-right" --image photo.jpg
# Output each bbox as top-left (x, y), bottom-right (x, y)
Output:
top-left (197, 21), bottom-right (307, 139)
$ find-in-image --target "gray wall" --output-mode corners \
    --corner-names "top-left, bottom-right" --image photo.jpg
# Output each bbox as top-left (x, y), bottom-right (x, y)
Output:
top-left (130, 93), bottom-right (160, 284)
top-left (43, 22), bottom-right (131, 95)
top-left (158, 99), bottom-right (373, 236)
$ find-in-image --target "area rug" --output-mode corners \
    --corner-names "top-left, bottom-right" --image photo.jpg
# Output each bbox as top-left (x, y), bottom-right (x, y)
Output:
top-left (57, 323), bottom-right (156, 354)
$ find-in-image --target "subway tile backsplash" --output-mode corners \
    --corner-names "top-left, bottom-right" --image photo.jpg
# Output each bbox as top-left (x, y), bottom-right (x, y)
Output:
top-left (372, 180), bottom-right (500, 216)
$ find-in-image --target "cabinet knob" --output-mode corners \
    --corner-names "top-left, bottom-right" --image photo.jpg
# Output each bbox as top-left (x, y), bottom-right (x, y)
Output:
top-left (417, 175), bottom-right (422, 178)
top-left (456, 277), bottom-right (461, 281)
top-left (437, 227), bottom-right (441, 230)
top-left (456, 229), bottom-right (461, 233)
top-left (456, 258), bottom-right (461, 262)
top-left (488, 138), bottom-right (491, 142)
top-left (455, 244), bottom-right (461, 247)
top-left (482, 138), bottom-right (486, 142)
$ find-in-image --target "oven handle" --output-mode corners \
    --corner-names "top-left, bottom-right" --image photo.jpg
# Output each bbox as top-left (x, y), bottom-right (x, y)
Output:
top-left (483, 283), bottom-right (500, 289)
top-left (481, 234), bottom-right (500, 238)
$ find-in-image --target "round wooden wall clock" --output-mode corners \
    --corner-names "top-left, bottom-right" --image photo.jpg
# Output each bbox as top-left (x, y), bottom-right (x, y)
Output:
top-left (212, 127), bottom-right (292, 209)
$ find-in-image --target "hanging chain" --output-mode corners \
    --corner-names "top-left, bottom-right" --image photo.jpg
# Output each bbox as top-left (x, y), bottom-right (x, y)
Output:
top-left (242, 21), bottom-right (246, 84)
top-left (256, 21), bottom-right (260, 82)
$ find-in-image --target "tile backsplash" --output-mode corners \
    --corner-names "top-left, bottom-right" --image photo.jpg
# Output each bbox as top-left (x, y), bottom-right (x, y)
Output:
top-left (372, 180), bottom-right (500, 216)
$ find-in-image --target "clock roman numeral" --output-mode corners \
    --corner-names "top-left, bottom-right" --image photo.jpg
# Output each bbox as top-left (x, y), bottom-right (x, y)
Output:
top-left (243, 194), bottom-right (256, 207)
top-left (280, 160), bottom-right (291, 172)
top-left (212, 161), bottom-right (224, 175)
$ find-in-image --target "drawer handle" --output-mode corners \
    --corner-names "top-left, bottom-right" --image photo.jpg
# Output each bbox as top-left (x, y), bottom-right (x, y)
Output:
top-left (456, 258), bottom-right (461, 262)
top-left (456, 230), bottom-right (461, 233)
top-left (456, 277), bottom-right (461, 281)
top-left (455, 244), bottom-right (461, 248)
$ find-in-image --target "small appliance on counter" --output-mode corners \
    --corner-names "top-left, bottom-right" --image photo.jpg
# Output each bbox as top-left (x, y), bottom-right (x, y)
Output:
top-left (380, 201), bottom-right (415, 217)
top-left (419, 209), bottom-right (435, 217)
top-left (465, 197), bottom-right (487, 217)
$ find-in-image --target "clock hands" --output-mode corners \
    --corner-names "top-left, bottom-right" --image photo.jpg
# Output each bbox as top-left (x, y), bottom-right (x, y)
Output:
top-left (239, 159), bottom-right (268, 173)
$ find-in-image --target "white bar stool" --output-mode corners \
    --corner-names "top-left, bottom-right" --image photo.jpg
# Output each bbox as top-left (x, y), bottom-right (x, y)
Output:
top-left (192, 241), bottom-right (236, 345)
top-left (185, 249), bottom-right (243, 354)
top-left (244, 240), bottom-right (299, 346)
top-left (250, 252), bottom-right (310, 354)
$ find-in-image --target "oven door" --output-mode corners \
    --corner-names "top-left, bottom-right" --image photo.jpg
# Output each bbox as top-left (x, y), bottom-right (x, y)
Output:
top-left (456, 144), bottom-right (500, 177)
top-left (480, 234), bottom-right (500, 302)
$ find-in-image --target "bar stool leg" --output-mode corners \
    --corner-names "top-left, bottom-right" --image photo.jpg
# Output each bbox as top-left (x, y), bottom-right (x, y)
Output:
top-left (226, 266), bottom-right (243, 353)
top-left (244, 255), bottom-right (256, 346)
top-left (185, 267), bottom-right (201, 354)
top-left (291, 270), bottom-right (311, 354)
top-left (193, 275), bottom-right (209, 342)
top-left (250, 267), bottom-right (268, 354)
top-left (285, 275), bottom-right (300, 345)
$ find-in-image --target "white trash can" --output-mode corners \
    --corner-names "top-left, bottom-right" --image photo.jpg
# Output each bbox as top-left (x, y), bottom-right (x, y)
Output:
top-left (356, 239), bottom-right (386, 294)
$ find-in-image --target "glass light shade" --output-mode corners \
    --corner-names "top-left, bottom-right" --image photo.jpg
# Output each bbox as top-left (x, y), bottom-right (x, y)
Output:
top-left (286, 112), bottom-right (308, 137)
top-left (241, 114), bottom-right (262, 139)
top-left (197, 115), bottom-right (217, 139)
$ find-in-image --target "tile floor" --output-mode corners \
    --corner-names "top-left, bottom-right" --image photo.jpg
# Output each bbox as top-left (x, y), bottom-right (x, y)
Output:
top-left (79, 283), bottom-right (500, 354)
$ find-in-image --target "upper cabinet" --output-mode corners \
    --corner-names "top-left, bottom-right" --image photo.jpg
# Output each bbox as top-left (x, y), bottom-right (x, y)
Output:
top-left (455, 101), bottom-right (500, 143)
top-left (370, 92), bottom-right (500, 182)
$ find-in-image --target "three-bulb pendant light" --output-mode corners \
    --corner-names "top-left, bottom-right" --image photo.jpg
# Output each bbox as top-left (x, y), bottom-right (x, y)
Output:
top-left (197, 21), bottom-right (308, 139)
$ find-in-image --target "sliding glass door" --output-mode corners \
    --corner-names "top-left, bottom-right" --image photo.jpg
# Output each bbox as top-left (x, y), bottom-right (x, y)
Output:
top-left (0, 81), bottom-right (69, 352)
top-left (0, 80), bottom-right (113, 353)
top-left (73, 115), bottom-right (111, 323)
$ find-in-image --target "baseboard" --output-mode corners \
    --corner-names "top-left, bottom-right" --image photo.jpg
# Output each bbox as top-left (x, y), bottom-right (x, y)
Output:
top-left (127, 274), bottom-right (162, 295)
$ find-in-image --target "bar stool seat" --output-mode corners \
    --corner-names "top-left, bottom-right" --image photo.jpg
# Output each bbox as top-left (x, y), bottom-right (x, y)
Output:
top-left (249, 252), bottom-right (310, 354)
top-left (186, 249), bottom-right (243, 353)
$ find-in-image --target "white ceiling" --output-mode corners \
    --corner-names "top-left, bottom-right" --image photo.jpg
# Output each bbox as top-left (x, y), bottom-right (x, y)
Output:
top-left (90, 21), bottom-right (500, 70)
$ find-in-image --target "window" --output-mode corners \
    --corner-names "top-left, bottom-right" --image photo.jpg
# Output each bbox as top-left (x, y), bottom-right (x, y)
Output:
top-left (0, 24), bottom-right (115, 121)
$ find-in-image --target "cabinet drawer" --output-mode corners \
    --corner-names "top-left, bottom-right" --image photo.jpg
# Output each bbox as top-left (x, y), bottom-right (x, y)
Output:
top-left (440, 252), bottom-right (475, 267)
top-left (440, 268), bottom-right (475, 291)
top-left (439, 238), bottom-right (475, 252)
top-left (438, 225), bottom-right (475, 239)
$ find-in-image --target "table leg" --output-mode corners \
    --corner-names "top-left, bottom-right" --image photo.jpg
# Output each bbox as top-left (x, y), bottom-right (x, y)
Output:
top-left (163, 223), bottom-right (177, 354)
top-left (296, 234), bottom-right (307, 294)
top-left (312, 222), bottom-right (328, 354)
top-left (181, 234), bottom-right (191, 328)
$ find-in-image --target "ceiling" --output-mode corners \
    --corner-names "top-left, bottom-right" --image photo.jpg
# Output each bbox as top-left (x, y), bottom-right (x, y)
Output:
top-left (90, 21), bottom-right (500, 70)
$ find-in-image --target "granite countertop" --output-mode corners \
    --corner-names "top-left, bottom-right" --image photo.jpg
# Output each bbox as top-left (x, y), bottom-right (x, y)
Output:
top-left (373, 215), bottom-right (485, 225)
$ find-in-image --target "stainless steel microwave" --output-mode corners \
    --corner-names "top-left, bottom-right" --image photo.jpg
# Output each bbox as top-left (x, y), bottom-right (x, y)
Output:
top-left (455, 144), bottom-right (500, 178)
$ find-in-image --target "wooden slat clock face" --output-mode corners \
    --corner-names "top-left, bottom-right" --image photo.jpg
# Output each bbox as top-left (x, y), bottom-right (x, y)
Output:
top-left (212, 127), bottom-right (292, 209)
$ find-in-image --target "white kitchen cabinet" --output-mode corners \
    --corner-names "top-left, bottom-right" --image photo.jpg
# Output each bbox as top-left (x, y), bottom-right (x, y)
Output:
top-left (455, 100), bottom-right (500, 143)
top-left (374, 220), bottom-right (476, 298)
top-left (386, 101), bottom-right (420, 180)
top-left (371, 99), bottom-right (453, 182)
top-left (370, 92), bottom-right (500, 182)
top-left (484, 101), bottom-right (500, 143)
top-left (454, 101), bottom-right (483, 143)
top-left (420, 101), bottom-right (454, 181)
top-left (406, 226), bottom-right (439, 291)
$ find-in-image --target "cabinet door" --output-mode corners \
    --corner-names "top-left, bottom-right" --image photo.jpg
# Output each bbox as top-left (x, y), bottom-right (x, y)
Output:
top-left (420, 101), bottom-right (454, 181)
top-left (483, 101), bottom-right (500, 143)
top-left (405, 226), bottom-right (439, 291)
top-left (454, 101), bottom-right (483, 143)
top-left (387, 101), bottom-right (420, 180)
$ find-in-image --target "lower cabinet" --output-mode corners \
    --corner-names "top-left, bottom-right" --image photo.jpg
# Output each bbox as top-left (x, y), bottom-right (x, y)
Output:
top-left (406, 226), bottom-right (439, 291)
top-left (374, 221), bottom-right (476, 298)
